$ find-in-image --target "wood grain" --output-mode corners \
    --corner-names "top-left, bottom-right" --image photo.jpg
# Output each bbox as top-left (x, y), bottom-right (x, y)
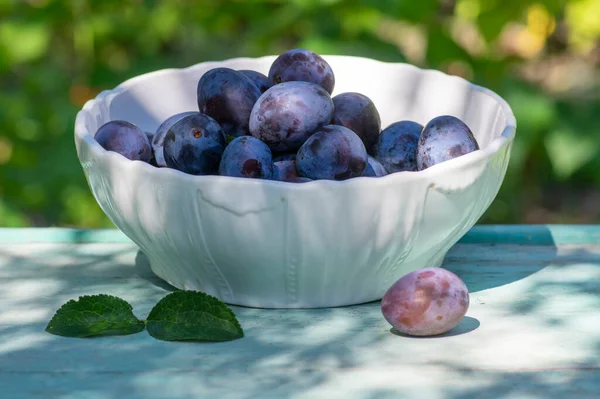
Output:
top-left (0, 227), bottom-right (598, 398)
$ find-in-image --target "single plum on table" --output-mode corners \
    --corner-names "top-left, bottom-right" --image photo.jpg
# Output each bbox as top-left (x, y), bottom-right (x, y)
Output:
top-left (371, 121), bottom-right (423, 173)
top-left (163, 113), bottom-right (226, 175)
top-left (249, 81), bottom-right (334, 152)
top-left (239, 70), bottom-right (271, 93)
top-left (296, 125), bottom-right (367, 180)
top-left (417, 115), bottom-right (479, 170)
top-left (273, 160), bottom-right (311, 183)
top-left (94, 120), bottom-right (152, 162)
top-left (219, 136), bottom-right (274, 179)
top-left (197, 67), bottom-right (262, 138)
top-left (268, 48), bottom-right (335, 94)
top-left (331, 92), bottom-right (381, 150)
top-left (381, 267), bottom-right (470, 337)
top-left (363, 156), bottom-right (388, 177)
top-left (153, 111), bottom-right (199, 167)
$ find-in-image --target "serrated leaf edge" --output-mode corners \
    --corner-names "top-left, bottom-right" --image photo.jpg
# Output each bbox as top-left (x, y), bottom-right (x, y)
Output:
top-left (45, 294), bottom-right (144, 338)
top-left (146, 290), bottom-right (244, 341)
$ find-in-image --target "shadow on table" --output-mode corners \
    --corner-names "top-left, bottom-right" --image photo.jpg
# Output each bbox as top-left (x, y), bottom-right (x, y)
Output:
top-left (443, 225), bottom-right (557, 293)
top-left (390, 316), bottom-right (481, 338)
top-left (429, 343), bottom-right (600, 399)
top-left (134, 250), bottom-right (177, 292)
top-left (0, 225), bottom-right (598, 399)
top-left (134, 226), bottom-right (560, 297)
top-left (436, 227), bottom-right (600, 399)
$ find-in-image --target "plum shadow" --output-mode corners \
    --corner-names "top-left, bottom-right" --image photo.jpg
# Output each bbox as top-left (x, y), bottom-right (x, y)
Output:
top-left (389, 316), bottom-right (480, 338)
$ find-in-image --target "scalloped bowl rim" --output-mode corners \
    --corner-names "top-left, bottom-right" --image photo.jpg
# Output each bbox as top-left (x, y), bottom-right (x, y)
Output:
top-left (74, 55), bottom-right (517, 188)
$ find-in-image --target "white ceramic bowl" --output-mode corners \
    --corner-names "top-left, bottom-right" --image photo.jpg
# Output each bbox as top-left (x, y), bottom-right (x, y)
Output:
top-left (74, 55), bottom-right (516, 308)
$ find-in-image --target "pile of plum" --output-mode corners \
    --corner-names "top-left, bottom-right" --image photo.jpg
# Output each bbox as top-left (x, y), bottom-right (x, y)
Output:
top-left (94, 49), bottom-right (480, 182)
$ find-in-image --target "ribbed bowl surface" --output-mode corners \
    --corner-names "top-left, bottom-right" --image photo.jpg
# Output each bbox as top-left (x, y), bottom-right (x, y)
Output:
top-left (74, 56), bottom-right (516, 308)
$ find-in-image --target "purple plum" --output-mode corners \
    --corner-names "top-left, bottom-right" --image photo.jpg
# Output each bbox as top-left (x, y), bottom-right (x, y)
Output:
top-left (94, 120), bottom-right (151, 162)
top-left (273, 160), bottom-right (312, 183)
top-left (363, 156), bottom-right (388, 177)
top-left (296, 125), bottom-right (367, 180)
top-left (249, 81), bottom-right (334, 152)
top-left (268, 48), bottom-right (335, 94)
top-left (273, 152), bottom-right (297, 162)
top-left (197, 68), bottom-right (261, 138)
top-left (163, 113), bottom-right (226, 175)
top-left (381, 267), bottom-right (470, 336)
top-left (153, 112), bottom-right (199, 167)
top-left (372, 121), bottom-right (423, 173)
top-left (239, 70), bottom-right (271, 93)
top-left (417, 115), bottom-right (479, 170)
top-left (219, 136), bottom-right (274, 179)
top-left (331, 92), bottom-right (381, 150)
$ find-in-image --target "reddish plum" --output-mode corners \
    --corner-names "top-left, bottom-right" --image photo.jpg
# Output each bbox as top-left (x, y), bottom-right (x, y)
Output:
top-left (381, 267), bottom-right (469, 336)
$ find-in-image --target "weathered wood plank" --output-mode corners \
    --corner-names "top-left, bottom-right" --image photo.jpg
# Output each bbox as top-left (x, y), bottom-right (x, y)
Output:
top-left (2, 225), bottom-right (600, 245)
top-left (0, 228), bottom-right (598, 399)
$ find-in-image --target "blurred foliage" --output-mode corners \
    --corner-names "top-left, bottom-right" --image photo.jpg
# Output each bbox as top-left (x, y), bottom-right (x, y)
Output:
top-left (1, 0), bottom-right (599, 227)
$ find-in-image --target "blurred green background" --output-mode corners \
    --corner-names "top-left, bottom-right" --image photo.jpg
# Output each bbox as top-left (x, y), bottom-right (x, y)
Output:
top-left (1, 0), bottom-right (599, 227)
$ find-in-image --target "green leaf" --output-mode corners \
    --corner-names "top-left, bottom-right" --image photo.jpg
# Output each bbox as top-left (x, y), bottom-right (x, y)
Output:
top-left (544, 127), bottom-right (598, 180)
top-left (146, 291), bottom-right (244, 342)
top-left (45, 294), bottom-right (145, 338)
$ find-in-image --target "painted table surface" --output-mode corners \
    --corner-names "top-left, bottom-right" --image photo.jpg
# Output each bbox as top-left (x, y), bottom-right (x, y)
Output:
top-left (0, 225), bottom-right (599, 399)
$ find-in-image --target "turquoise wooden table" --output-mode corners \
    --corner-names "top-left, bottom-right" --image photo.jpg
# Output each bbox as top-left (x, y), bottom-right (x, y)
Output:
top-left (0, 225), bottom-right (599, 399)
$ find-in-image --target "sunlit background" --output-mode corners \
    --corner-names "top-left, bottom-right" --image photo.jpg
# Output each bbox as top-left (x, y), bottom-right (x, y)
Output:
top-left (1, 0), bottom-right (599, 227)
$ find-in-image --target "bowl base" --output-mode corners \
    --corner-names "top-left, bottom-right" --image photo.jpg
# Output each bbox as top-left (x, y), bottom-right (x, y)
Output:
top-left (147, 250), bottom-right (448, 309)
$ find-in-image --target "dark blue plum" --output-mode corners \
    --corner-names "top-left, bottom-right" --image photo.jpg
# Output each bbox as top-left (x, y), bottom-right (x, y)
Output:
top-left (363, 156), bottom-right (388, 177)
top-left (219, 136), bottom-right (274, 179)
top-left (273, 152), bottom-right (297, 162)
top-left (145, 131), bottom-right (157, 166)
top-left (296, 125), bottom-right (367, 180)
top-left (197, 68), bottom-right (262, 138)
top-left (371, 121), bottom-right (423, 173)
top-left (273, 160), bottom-right (311, 183)
top-left (163, 113), bottom-right (226, 175)
top-left (332, 92), bottom-right (381, 150)
top-left (239, 70), bottom-right (271, 93)
top-left (94, 120), bottom-right (151, 162)
top-left (268, 49), bottom-right (335, 94)
top-left (417, 115), bottom-right (479, 170)
top-left (153, 111), bottom-right (199, 167)
top-left (249, 81), bottom-right (334, 152)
